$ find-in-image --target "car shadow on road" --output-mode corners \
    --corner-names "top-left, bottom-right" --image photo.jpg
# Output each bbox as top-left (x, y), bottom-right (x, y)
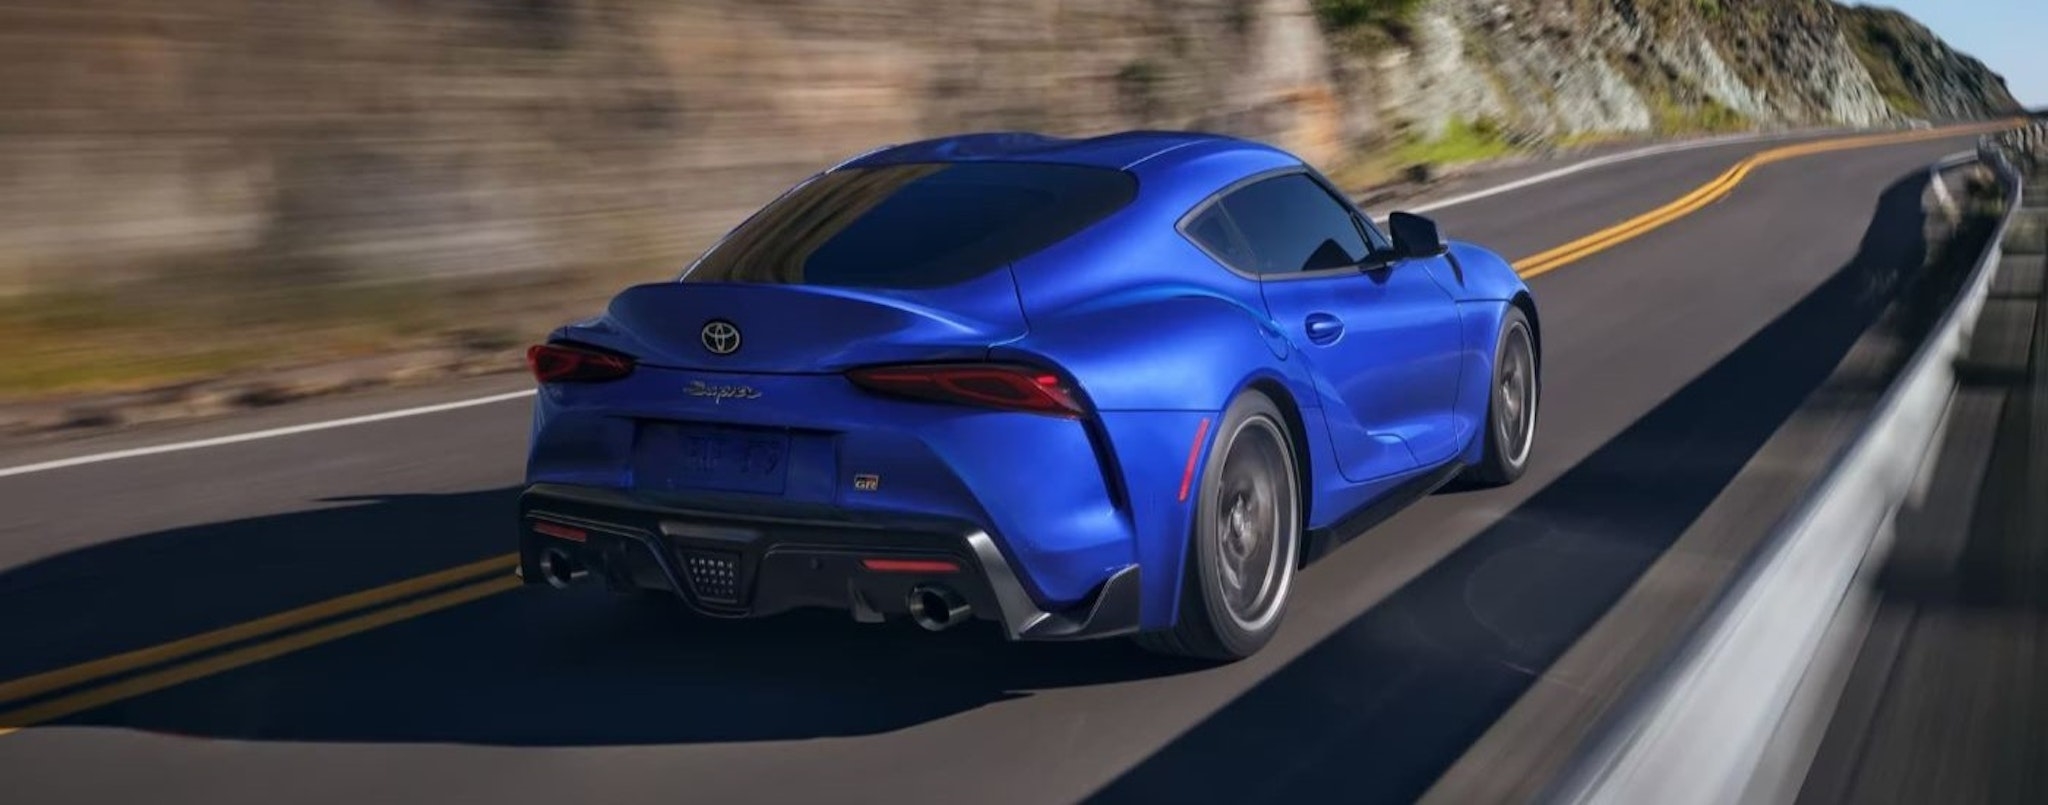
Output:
top-left (0, 487), bottom-right (523, 684)
top-left (4, 485), bottom-right (1205, 745)
top-left (1088, 168), bottom-right (1969, 803)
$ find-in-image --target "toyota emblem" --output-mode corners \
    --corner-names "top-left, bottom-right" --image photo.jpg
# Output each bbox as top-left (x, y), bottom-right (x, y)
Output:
top-left (700, 319), bottom-right (742, 355)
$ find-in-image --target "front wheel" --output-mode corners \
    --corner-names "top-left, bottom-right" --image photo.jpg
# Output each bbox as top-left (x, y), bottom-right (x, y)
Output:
top-left (1135, 391), bottom-right (1302, 661)
top-left (1463, 307), bottom-right (1538, 486)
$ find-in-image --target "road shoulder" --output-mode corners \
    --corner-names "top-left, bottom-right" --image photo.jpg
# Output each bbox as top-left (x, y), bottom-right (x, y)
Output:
top-left (1422, 149), bottom-right (2003, 805)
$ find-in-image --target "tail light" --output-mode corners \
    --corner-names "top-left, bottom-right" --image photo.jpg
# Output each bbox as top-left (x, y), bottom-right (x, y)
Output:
top-left (527, 342), bottom-right (635, 383)
top-left (846, 363), bottom-right (1087, 417)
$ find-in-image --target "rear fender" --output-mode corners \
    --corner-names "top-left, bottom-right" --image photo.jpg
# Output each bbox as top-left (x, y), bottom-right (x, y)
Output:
top-left (1089, 389), bottom-right (1358, 629)
top-left (998, 290), bottom-right (1317, 412)
top-left (1091, 410), bottom-right (1210, 629)
top-left (998, 295), bottom-right (1337, 628)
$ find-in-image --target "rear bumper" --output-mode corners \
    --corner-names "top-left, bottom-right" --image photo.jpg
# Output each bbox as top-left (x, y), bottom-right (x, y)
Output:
top-left (517, 483), bottom-right (1141, 641)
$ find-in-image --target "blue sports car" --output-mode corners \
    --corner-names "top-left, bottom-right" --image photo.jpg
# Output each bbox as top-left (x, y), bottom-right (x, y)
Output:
top-left (519, 130), bottom-right (1540, 660)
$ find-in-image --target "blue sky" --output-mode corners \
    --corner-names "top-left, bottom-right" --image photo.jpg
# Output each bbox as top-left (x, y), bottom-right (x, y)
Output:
top-left (1849, 1), bottom-right (2046, 106)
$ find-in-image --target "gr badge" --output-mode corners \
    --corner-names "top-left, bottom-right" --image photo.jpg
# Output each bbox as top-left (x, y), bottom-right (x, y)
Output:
top-left (853, 474), bottom-right (881, 492)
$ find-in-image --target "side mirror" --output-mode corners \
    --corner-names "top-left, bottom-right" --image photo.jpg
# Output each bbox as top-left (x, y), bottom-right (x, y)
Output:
top-left (1388, 212), bottom-right (1450, 259)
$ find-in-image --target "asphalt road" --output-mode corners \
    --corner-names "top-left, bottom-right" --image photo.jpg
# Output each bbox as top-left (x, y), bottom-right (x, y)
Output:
top-left (0, 127), bottom-right (1999, 805)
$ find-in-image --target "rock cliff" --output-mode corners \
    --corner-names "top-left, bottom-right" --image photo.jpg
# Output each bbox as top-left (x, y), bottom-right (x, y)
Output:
top-left (1837, 4), bottom-right (2021, 122)
top-left (1354, 0), bottom-right (2020, 144)
top-left (0, 0), bottom-right (2023, 391)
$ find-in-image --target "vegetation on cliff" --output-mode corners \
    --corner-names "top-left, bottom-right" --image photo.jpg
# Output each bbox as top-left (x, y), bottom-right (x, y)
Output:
top-left (1312, 0), bottom-right (1430, 37)
top-left (1839, 5), bottom-right (2021, 120)
top-left (0, 0), bottom-right (2021, 398)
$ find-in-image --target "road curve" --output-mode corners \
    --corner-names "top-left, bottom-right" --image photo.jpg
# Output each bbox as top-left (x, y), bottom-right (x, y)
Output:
top-left (0, 127), bottom-right (2000, 804)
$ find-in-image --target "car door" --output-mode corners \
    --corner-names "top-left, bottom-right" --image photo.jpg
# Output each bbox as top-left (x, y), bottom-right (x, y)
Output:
top-left (1187, 170), bottom-right (1464, 481)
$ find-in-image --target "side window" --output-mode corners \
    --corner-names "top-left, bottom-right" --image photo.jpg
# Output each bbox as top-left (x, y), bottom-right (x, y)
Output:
top-left (1218, 173), bottom-right (1372, 276)
top-left (1184, 204), bottom-right (1258, 274)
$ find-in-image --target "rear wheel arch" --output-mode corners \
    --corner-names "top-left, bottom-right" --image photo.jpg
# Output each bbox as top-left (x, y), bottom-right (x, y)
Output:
top-left (1137, 385), bottom-right (1305, 660)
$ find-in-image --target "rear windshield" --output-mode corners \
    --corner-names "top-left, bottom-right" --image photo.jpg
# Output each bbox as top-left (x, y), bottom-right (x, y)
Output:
top-left (682, 162), bottom-right (1138, 289)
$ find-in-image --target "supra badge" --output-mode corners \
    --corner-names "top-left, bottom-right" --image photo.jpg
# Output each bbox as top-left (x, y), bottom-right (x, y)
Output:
top-left (687, 380), bottom-right (761, 403)
top-left (700, 319), bottom-right (742, 355)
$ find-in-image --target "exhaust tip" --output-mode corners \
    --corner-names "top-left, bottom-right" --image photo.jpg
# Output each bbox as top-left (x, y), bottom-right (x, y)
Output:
top-left (539, 548), bottom-right (587, 589)
top-left (907, 584), bottom-right (971, 632)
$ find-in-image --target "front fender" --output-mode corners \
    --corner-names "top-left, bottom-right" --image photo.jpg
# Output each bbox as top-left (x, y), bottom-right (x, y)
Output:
top-left (1445, 241), bottom-right (1528, 301)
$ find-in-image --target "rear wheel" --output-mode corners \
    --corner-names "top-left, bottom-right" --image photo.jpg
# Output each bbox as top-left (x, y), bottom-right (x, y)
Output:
top-left (1135, 391), bottom-right (1301, 661)
top-left (1463, 307), bottom-right (1538, 486)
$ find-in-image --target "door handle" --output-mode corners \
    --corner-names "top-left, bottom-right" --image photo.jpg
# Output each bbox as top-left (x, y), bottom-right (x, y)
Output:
top-left (1304, 313), bottom-right (1344, 345)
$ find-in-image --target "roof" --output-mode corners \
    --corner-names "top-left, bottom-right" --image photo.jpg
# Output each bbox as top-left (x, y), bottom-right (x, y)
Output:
top-left (837, 130), bottom-right (1289, 172)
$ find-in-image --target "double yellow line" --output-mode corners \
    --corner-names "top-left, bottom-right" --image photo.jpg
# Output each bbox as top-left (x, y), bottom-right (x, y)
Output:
top-left (0, 118), bottom-right (2023, 738)
top-left (0, 554), bottom-right (519, 735)
top-left (1512, 120), bottom-right (2021, 278)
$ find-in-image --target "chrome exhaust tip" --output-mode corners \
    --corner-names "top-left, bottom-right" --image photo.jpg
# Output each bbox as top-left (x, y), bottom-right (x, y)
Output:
top-left (539, 548), bottom-right (587, 590)
top-left (906, 584), bottom-right (971, 632)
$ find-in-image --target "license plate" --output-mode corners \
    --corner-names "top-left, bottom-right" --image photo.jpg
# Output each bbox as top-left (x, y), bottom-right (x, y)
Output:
top-left (634, 423), bottom-right (790, 495)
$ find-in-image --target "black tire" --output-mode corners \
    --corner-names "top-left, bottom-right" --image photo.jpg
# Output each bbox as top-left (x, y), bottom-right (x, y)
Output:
top-left (1462, 306), bottom-right (1538, 487)
top-left (1134, 390), bottom-right (1302, 661)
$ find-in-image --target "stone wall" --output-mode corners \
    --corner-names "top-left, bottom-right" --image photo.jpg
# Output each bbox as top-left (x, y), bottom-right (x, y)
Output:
top-left (0, 0), bottom-right (2020, 297)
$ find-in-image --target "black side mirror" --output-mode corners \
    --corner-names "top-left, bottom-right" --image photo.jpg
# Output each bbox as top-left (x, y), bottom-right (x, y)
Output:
top-left (1388, 212), bottom-right (1449, 259)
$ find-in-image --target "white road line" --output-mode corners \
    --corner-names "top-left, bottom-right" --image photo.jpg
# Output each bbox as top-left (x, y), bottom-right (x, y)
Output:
top-left (0, 126), bottom-right (1881, 479)
top-left (1377, 128), bottom-right (1836, 220)
top-left (0, 390), bottom-right (536, 479)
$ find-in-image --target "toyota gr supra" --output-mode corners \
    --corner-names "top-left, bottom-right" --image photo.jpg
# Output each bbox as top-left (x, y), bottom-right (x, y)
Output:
top-left (518, 130), bottom-right (1540, 660)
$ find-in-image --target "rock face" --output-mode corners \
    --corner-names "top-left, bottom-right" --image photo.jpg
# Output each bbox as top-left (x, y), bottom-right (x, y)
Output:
top-left (1837, 5), bottom-right (2022, 121)
top-left (0, 0), bottom-right (2022, 294)
top-left (1359, 0), bottom-right (2019, 142)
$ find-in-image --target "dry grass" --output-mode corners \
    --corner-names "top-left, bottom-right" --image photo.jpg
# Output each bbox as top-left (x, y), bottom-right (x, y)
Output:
top-left (0, 278), bottom-right (603, 399)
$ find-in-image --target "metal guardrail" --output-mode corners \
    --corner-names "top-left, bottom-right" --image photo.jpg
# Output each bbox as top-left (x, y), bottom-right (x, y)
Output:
top-left (2012, 122), bottom-right (2048, 611)
top-left (1544, 122), bottom-right (2039, 805)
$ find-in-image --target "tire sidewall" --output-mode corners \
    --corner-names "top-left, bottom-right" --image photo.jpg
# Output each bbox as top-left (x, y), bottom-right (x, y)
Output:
top-left (1484, 308), bottom-right (1536, 483)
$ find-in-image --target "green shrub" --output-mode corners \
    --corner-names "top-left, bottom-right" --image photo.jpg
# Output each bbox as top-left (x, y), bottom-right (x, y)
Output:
top-left (1394, 117), bottom-right (1517, 167)
top-left (1312, 0), bottom-right (1429, 35)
